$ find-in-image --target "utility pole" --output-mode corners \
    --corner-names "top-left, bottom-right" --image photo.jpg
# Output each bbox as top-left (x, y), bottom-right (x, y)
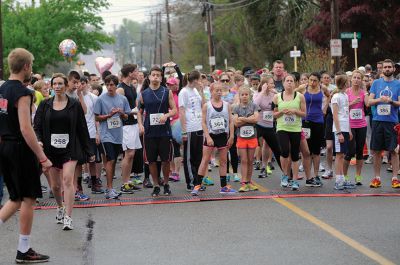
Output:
top-left (331, 0), bottom-right (340, 74)
top-left (158, 11), bottom-right (163, 66)
top-left (204, 0), bottom-right (215, 72)
top-left (0, 0), bottom-right (3, 80)
top-left (154, 13), bottom-right (158, 65)
top-left (165, 0), bottom-right (173, 61)
top-left (140, 30), bottom-right (144, 69)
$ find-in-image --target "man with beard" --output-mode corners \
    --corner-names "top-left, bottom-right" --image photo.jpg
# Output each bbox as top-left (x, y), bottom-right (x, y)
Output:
top-left (368, 59), bottom-right (400, 189)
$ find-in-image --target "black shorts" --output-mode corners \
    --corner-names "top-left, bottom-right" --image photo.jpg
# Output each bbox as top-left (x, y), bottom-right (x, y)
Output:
top-left (48, 154), bottom-right (72, 170)
top-left (370, 121), bottom-right (397, 151)
top-left (89, 138), bottom-right (103, 163)
top-left (172, 139), bottom-right (181, 158)
top-left (144, 137), bottom-right (173, 163)
top-left (325, 113), bottom-right (333, 140)
top-left (102, 142), bottom-right (122, 161)
top-left (333, 132), bottom-right (350, 154)
top-left (204, 133), bottom-right (228, 149)
top-left (0, 140), bottom-right (42, 201)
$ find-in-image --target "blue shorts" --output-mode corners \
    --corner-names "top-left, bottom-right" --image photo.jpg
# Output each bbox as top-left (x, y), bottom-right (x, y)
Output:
top-left (333, 132), bottom-right (350, 154)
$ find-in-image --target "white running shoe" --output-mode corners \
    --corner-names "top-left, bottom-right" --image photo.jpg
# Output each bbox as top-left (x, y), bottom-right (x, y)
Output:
top-left (63, 215), bottom-right (73, 230)
top-left (56, 206), bottom-right (65, 224)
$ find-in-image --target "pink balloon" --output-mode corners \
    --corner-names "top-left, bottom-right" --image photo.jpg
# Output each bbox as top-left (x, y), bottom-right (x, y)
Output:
top-left (95, 57), bottom-right (114, 74)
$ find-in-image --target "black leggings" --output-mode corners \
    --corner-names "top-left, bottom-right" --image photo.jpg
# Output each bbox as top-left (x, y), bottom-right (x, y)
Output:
top-left (345, 127), bottom-right (367, 161)
top-left (257, 125), bottom-right (282, 170)
top-left (303, 120), bottom-right (324, 155)
top-left (227, 134), bottom-right (238, 174)
top-left (277, 131), bottom-right (301, 162)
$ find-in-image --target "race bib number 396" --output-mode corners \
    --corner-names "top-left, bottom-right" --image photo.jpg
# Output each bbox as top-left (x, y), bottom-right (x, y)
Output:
top-left (263, 111), bottom-right (273, 122)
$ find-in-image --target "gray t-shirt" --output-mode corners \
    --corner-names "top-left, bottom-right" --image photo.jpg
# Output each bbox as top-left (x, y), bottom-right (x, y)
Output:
top-left (94, 93), bottom-right (131, 144)
top-left (232, 102), bottom-right (260, 138)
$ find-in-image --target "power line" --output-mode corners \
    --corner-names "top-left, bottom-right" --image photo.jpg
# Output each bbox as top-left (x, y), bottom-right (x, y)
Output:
top-left (212, 0), bottom-right (261, 11)
top-left (207, 0), bottom-right (248, 7)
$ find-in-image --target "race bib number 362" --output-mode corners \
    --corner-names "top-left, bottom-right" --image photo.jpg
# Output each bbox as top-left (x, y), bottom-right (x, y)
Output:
top-left (239, 126), bottom-right (255, 138)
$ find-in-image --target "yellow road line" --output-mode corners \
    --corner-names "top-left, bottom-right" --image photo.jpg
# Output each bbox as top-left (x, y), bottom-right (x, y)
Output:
top-left (251, 180), bottom-right (268, 192)
top-left (274, 198), bottom-right (396, 265)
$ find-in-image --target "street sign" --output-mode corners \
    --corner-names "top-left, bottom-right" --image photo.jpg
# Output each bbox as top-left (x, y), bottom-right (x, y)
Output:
top-left (341, 32), bottom-right (361, 39)
top-left (352, 39), bottom-right (358, 49)
top-left (209, 56), bottom-right (216, 66)
top-left (330, 39), bottom-right (342, 57)
top-left (195, 65), bottom-right (203, 70)
top-left (290, 50), bottom-right (301, 58)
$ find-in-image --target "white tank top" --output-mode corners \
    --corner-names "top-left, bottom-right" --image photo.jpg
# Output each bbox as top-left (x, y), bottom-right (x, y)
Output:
top-left (206, 101), bottom-right (230, 135)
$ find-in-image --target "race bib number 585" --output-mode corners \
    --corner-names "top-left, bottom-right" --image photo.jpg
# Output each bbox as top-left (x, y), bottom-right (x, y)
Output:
top-left (377, 104), bottom-right (391, 116)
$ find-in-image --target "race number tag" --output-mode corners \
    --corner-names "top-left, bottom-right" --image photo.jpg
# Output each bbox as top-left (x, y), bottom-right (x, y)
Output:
top-left (283, 114), bottom-right (296, 125)
top-left (350, 109), bottom-right (362, 120)
top-left (302, 128), bottom-right (311, 139)
top-left (107, 116), bottom-right (122, 129)
top-left (377, 104), bottom-right (391, 116)
top-left (239, 126), bottom-right (255, 138)
top-left (150, 113), bottom-right (164, 126)
top-left (263, 111), bottom-right (274, 122)
top-left (210, 117), bottom-right (225, 131)
top-left (51, 134), bottom-right (69, 148)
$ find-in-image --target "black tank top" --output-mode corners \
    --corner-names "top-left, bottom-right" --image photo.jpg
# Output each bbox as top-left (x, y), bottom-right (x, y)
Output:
top-left (118, 82), bottom-right (137, 125)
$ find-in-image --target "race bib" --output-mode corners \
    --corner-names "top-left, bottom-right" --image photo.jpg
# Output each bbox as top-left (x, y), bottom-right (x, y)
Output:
top-left (283, 114), bottom-right (296, 125)
top-left (302, 128), bottom-right (311, 139)
top-left (263, 111), bottom-right (274, 122)
top-left (377, 104), bottom-right (391, 116)
top-left (239, 126), bottom-right (255, 138)
top-left (150, 113), bottom-right (164, 126)
top-left (51, 134), bottom-right (69, 148)
top-left (350, 109), bottom-right (362, 120)
top-left (107, 116), bottom-right (122, 129)
top-left (210, 117), bottom-right (225, 131)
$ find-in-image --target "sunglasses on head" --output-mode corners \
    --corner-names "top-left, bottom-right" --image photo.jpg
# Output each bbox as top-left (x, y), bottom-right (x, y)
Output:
top-left (220, 79), bottom-right (230, 83)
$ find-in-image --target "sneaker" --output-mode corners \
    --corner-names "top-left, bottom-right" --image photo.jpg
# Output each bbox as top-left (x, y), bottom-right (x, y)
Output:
top-left (128, 182), bottom-right (141, 190)
top-left (343, 180), bottom-right (356, 189)
top-left (364, 156), bottom-right (373, 164)
top-left (291, 180), bottom-right (299, 191)
top-left (41, 185), bottom-right (48, 193)
top-left (132, 177), bottom-right (143, 185)
top-left (369, 177), bottom-right (381, 188)
top-left (151, 186), bottom-right (161, 197)
top-left (305, 178), bottom-right (321, 187)
top-left (83, 175), bottom-right (90, 184)
top-left (120, 183), bottom-right (134, 194)
top-left (208, 164), bottom-right (212, 172)
top-left (220, 185), bottom-right (237, 194)
top-left (143, 178), bottom-right (153, 189)
top-left (202, 176), bottom-right (214, 186)
top-left (382, 156), bottom-right (388, 164)
top-left (258, 170), bottom-right (268, 178)
top-left (268, 162), bottom-right (275, 170)
top-left (56, 206), bottom-right (65, 224)
top-left (280, 175), bottom-right (289, 187)
top-left (321, 170), bottom-right (333, 179)
top-left (253, 161), bottom-right (261, 170)
top-left (105, 189), bottom-right (121, 199)
top-left (75, 192), bottom-right (90, 201)
top-left (299, 164), bottom-right (304, 172)
top-left (355, 175), bottom-right (363, 186)
top-left (91, 179), bottom-right (104, 194)
top-left (387, 165), bottom-right (393, 172)
top-left (233, 173), bottom-right (241, 182)
top-left (186, 184), bottom-right (194, 191)
top-left (199, 186), bottom-right (206, 191)
top-left (226, 174), bottom-right (231, 182)
top-left (169, 173), bottom-right (180, 182)
top-left (315, 176), bottom-right (323, 186)
top-left (391, 178), bottom-right (400, 188)
top-left (15, 248), bottom-right (49, 264)
top-left (319, 164), bottom-right (325, 172)
top-left (248, 182), bottom-right (258, 191)
top-left (63, 215), bottom-right (73, 230)
top-left (320, 147), bottom-right (326, 156)
top-left (191, 185), bottom-right (201, 196)
top-left (239, 183), bottom-right (250, 192)
top-left (266, 165), bottom-right (272, 175)
top-left (335, 181), bottom-right (344, 190)
top-left (163, 184), bottom-right (172, 195)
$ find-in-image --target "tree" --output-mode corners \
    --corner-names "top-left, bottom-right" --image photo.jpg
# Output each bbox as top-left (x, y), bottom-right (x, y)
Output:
top-left (305, 0), bottom-right (400, 67)
top-left (2, 0), bottom-right (114, 72)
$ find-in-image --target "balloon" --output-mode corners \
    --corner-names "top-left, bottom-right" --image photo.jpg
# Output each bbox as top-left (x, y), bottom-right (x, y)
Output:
top-left (95, 57), bottom-right (114, 74)
top-left (171, 120), bottom-right (182, 144)
top-left (59, 39), bottom-right (77, 59)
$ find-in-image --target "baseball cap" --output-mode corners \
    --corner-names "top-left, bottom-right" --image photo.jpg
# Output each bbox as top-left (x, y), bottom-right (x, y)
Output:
top-left (166, 77), bottom-right (178, 85)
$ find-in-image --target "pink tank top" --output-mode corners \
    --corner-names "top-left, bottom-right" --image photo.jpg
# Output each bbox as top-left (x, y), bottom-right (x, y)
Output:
top-left (346, 88), bottom-right (367, 128)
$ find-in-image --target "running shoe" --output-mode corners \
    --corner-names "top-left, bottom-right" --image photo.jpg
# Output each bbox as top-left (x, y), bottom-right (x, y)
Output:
top-left (191, 185), bottom-right (201, 196)
top-left (220, 185), bottom-right (237, 194)
top-left (202, 176), bottom-right (214, 186)
top-left (299, 163), bottom-right (304, 172)
top-left (253, 161), bottom-right (261, 170)
top-left (151, 186), bottom-right (161, 197)
top-left (233, 173), bottom-right (241, 182)
top-left (105, 189), bottom-right (121, 199)
top-left (320, 147), bottom-right (326, 156)
top-left (132, 177), bottom-right (143, 185)
top-left (315, 176), bottom-right (323, 186)
top-left (291, 181), bottom-right (299, 191)
top-left (280, 175), bottom-right (289, 188)
top-left (369, 177), bottom-right (381, 188)
top-left (169, 173), bottom-right (180, 182)
top-left (321, 170), bottom-right (333, 179)
top-left (343, 180), bottom-right (356, 189)
top-left (266, 165), bottom-right (272, 175)
top-left (382, 156), bottom-right (389, 164)
top-left (63, 215), bottom-right (73, 230)
top-left (120, 183), bottom-right (134, 194)
top-left (186, 184), bottom-right (194, 191)
top-left (56, 206), bottom-right (65, 224)
top-left (334, 181), bottom-right (344, 190)
top-left (364, 156), bottom-right (373, 164)
top-left (391, 178), bottom-right (400, 188)
top-left (199, 186), bottom-right (206, 191)
top-left (163, 184), bottom-right (172, 195)
top-left (41, 185), bottom-right (48, 193)
top-left (91, 179), bottom-right (104, 194)
top-left (226, 174), bottom-right (231, 182)
top-left (208, 164), bottom-right (212, 172)
top-left (75, 192), bottom-right (90, 201)
top-left (319, 164), bottom-right (325, 172)
top-left (128, 182), bottom-right (141, 190)
top-left (355, 175), bottom-right (363, 186)
top-left (387, 165), bottom-right (393, 172)
top-left (305, 178), bottom-right (321, 187)
top-left (143, 178), bottom-right (153, 188)
top-left (268, 162), bottom-right (275, 170)
top-left (15, 248), bottom-right (49, 264)
top-left (248, 182), bottom-right (258, 191)
top-left (239, 183), bottom-right (250, 192)
top-left (83, 175), bottom-right (90, 184)
top-left (258, 170), bottom-right (268, 178)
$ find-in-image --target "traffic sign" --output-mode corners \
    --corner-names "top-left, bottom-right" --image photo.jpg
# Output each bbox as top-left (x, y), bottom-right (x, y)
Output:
top-left (195, 65), bottom-right (203, 70)
top-left (352, 39), bottom-right (358, 49)
top-left (341, 32), bottom-right (361, 39)
top-left (330, 39), bottom-right (342, 57)
top-left (209, 56), bottom-right (216, 66)
top-left (290, 50), bottom-right (301, 58)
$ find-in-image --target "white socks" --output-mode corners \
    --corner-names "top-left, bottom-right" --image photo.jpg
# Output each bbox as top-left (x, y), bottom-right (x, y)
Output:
top-left (17, 234), bottom-right (30, 253)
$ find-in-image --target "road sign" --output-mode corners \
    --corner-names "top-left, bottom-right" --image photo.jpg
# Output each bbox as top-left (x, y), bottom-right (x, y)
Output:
top-left (290, 50), bottom-right (301, 58)
top-left (209, 56), bottom-right (216, 66)
top-left (195, 65), bottom-right (203, 70)
top-left (341, 32), bottom-right (361, 39)
top-left (330, 39), bottom-right (342, 57)
top-left (352, 39), bottom-right (358, 49)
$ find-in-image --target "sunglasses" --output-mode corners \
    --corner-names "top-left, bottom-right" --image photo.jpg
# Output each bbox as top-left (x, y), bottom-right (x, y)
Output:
top-left (220, 79), bottom-right (230, 83)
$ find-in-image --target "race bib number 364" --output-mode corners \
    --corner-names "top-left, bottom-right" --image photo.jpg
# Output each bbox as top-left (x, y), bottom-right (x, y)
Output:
top-left (210, 117), bottom-right (225, 131)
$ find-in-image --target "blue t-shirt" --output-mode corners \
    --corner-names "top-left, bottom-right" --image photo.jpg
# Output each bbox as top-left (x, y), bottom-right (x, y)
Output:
top-left (94, 93), bottom-right (131, 144)
top-left (370, 78), bottom-right (400, 123)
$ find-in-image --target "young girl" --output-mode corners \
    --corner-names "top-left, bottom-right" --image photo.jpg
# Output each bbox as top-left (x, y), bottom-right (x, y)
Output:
top-left (331, 75), bottom-right (353, 190)
top-left (233, 86), bottom-right (260, 192)
top-left (195, 83), bottom-right (235, 195)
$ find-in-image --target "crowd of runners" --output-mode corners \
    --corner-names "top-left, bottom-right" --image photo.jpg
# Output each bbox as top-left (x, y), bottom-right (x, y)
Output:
top-left (1, 48), bottom-right (400, 263)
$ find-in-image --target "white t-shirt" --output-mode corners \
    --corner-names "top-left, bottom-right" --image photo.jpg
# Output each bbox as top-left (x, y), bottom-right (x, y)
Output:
top-left (178, 86), bottom-right (203, 132)
top-left (83, 92), bottom-right (98, 138)
top-left (330, 92), bottom-right (349, 132)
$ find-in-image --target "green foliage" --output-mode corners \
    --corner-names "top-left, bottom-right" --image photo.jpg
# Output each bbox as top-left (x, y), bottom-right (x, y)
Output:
top-left (2, 0), bottom-right (114, 73)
